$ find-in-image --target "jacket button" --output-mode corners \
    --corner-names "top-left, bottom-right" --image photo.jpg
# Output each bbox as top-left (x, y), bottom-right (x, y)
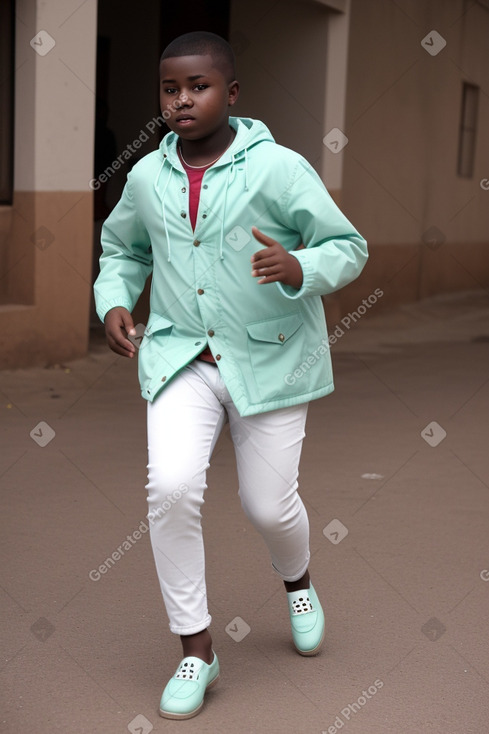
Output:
top-left (193, 239), bottom-right (200, 246)
top-left (203, 184), bottom-right (208, 189)
top-left (278, 333), bottom-right (285, 342)
top-left (195, 341), bottom-right (202, 346)
top-left (181, 187), bottom-right (186, 193)
top-left (161, 376), bottom-right (167, 382)
top-left (181, 212), bottom-right (187, 218)
top-left (215, 354), bottom-right (221, 361)
top-left (207, 329), bottom-right (215, 337)
top-left (202, 214), bottom-right (207, 219)
top-left (197, 288), bottom-right (204, 295)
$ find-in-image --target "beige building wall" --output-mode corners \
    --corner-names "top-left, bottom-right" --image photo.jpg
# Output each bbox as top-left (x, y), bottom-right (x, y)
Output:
top-left (1, 0), bottom-right (488, 368)
top-left (341, 0), bottom-right (489, 311)
top-left (231, 0), bottom-right (489, 318)
top-left (229, 0), bottom-right (352, 323)
top-left (0, 0), bottom-right (97, 368)
top-left (230, 0), bottom-right (352, 196)
top-left (230, 0), bottom-right (332, 174)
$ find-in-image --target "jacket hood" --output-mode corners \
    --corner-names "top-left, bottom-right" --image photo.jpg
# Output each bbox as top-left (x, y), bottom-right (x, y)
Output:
top-left (153, 117), bottom-right (275, 263)
top-left (158, 116), bottom-right (275, 167)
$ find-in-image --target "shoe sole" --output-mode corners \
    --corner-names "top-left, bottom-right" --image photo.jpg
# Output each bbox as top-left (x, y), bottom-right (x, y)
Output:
top-left (159, 673), bottom-right (220, 720)
top-left (294, 623), bottom-right (325, 656)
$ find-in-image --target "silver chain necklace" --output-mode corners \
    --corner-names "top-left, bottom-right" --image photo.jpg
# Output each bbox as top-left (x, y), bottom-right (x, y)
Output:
top-left (178, 133), bottom-right (235, 169)
top-left (178, 146), bottom-right (222, 169)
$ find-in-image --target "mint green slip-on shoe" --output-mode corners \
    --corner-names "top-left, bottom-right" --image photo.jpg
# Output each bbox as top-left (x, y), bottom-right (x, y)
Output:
top-left (287, 583), bottom-right (325, 656)
top-left (159, 652), bottom-right (220, 720)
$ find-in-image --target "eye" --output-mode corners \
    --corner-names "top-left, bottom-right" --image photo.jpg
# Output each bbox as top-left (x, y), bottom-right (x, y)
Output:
top-left (194, 84), bottom-right (208, 91)
top-left (163, 86), bottom-right (178, 94)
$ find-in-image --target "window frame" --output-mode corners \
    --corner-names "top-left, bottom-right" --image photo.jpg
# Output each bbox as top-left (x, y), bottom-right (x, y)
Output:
top-left (457, 82), bottom-right (479, 179)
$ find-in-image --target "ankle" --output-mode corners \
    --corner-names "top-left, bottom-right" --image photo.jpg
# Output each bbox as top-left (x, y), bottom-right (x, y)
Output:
top-left (284, 570), bottom-right (310, 593)
top-left (180, 629), bottom-right (213, 664)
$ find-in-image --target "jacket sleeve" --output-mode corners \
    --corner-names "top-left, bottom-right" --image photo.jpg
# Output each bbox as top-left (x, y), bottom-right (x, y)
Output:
top-left (93, 174), bottom-right (153, 322)
top-left (275, 157), bottom-right (368, 300)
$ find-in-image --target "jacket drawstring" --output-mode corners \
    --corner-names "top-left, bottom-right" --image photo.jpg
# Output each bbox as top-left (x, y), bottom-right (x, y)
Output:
top-left (153, 157), bottom-right (174, 263)
top-left (229, 153), bottom-right (236, 184)
top-left (244, 147), bottom-right (249, 191)
top-left (218, 148), bottom-right (249, 259)
top-left (154, 141), bottom-right (249, 263)
top-left (162, 168), bottom-right (173, 262)
top-left (219, 166), bottom-right (231, 260)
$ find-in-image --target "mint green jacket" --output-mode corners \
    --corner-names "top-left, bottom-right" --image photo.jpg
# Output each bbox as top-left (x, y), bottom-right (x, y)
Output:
top-left (94, 117), bottom-right (368, 416)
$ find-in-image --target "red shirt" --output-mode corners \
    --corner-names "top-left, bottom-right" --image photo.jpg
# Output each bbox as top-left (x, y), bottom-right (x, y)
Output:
top-left (179, 150), bottom-right (216, 363)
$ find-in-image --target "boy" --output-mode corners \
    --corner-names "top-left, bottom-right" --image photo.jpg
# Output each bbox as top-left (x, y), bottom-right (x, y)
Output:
top-left (94, 31), bottom-right (367, 719)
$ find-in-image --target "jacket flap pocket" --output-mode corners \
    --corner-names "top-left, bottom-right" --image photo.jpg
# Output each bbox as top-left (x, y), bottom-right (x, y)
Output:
top-left (145, 313), bottom-right (174, 337)
top-left (246, 313), bottom-right (302, 345)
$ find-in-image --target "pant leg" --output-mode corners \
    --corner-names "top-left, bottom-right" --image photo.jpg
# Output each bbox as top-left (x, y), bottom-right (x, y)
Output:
top-left (225, 399), bottom-right (310, 582)
top-left (146, 363), bottom-right (226, 635)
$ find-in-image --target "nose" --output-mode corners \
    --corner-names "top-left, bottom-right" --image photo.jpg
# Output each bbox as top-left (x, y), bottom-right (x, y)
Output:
top-left (178, 92), bottom-right (193, 108)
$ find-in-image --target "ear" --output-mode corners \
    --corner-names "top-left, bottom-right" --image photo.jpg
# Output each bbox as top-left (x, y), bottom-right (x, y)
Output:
top-left (228, 80), bottom-right (240, 107)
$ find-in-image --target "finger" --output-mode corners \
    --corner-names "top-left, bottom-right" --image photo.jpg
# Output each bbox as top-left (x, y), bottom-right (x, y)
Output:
top-left (252, 248), bottom-right (282, 264)
top-left (252, 262), bottom-right (281, 277)
top-left (107, 333), bottom-right (136, 358)
top-left (251, 245), bottom-right (278, 261)
top-left (253, 266), bottom-right (282, 281)
top-left (250, 249), bottom-right (281, 270)
top-left (107, 322), bottom-right (136, 355)
top-left (251, 226), bottom-right (278, 249)
top-left (251, 252), bottom-right (283, 275)
top-left (256, 271), bottom-right (283, 285)
top-left (120, 311), bottom-right (136, 337)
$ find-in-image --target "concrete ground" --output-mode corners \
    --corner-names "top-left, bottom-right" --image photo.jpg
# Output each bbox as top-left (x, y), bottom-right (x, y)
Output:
top-left (1, 289), bottom-right (489, 734)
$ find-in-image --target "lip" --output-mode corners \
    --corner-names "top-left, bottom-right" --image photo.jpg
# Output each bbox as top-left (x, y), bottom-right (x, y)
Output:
top-left (175, 115), bottom-right (196, 123)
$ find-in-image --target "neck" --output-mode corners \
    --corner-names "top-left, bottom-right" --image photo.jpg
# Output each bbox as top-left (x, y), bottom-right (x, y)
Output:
top-left (178, 125), bottom-right (235, 167)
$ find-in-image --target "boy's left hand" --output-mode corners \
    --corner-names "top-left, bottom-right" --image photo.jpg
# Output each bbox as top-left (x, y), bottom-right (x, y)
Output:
top-left (251, 226), bottom-right (303, 289)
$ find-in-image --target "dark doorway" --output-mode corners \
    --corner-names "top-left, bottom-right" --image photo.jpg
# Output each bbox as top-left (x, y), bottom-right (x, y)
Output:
top-left (159, 0), bottom-right (230, 52)
top-left (91, 0), bottom-right (231, 325)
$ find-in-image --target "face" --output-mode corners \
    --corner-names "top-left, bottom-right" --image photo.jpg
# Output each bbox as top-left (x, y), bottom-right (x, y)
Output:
top-left (159, 54), bottom-right (239, 142)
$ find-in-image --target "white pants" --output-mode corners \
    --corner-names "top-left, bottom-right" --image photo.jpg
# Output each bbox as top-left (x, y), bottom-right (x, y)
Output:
top-left (146, 359), bottom-right (310, 635)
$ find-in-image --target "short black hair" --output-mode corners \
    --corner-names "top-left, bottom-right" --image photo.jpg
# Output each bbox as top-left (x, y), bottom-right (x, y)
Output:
top-left (160, 31), bottom-right (236, 83)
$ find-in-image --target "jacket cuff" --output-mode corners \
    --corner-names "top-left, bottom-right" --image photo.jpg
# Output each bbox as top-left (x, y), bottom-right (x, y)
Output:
top-left (275, 250), bottom-right (312, 300)
top-left (96, 298), bottom-right (134, 323)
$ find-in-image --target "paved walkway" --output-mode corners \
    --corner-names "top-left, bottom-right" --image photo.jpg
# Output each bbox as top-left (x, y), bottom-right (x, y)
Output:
top-left (1, 290), bottom-right (489, 733)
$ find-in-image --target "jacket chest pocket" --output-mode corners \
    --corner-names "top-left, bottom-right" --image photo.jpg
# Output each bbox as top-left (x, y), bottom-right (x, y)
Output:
top-left (246, 313), bottom-right (308, 399)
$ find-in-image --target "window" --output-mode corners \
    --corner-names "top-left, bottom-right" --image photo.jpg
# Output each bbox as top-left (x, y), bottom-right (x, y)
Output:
top-left (0, 0), bottom-right (15, 203)
top-left (457, 82), bottom-right (479, 178)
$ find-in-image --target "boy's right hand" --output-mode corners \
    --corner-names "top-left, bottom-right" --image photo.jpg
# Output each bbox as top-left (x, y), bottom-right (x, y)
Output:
top-left (104, 307), bottom-right (137, 358)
